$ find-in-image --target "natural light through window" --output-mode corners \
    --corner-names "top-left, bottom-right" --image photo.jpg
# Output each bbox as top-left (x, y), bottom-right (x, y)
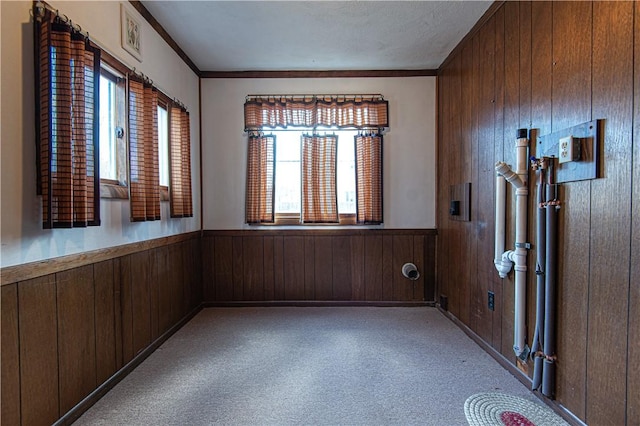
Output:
top-left (271, 129), bottom-right (357, 215)
top-left (158, 105), bottom-right (169, 187)
top-left (99, 74), bottom-right (117, 180)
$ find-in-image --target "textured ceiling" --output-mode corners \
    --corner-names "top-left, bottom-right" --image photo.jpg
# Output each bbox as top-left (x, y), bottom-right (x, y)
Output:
top-left (141, 1), bottom-right (492, 72)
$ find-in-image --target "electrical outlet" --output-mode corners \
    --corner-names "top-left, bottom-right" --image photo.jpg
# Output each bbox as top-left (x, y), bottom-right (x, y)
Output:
top-left (488, 291), bottom-right (495, 311)
top-left (559, 135), bottom-right (580, 164)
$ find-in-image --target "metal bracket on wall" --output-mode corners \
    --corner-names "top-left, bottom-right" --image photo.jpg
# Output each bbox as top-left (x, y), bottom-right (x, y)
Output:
top-left (536, 119), bottom-right (603, 183)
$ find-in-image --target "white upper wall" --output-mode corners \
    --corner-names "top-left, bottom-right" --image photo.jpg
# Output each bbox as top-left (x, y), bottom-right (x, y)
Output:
top-left (1, 1), bottom-right (200, 268)
top-left (201, 77), bottom-right (436, 229)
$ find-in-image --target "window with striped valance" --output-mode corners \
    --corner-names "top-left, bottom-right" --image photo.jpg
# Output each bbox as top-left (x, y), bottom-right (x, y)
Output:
top-left (35, 8), bottom-right (101, 228)
top-left (244, 94), bottom-right (386, 226)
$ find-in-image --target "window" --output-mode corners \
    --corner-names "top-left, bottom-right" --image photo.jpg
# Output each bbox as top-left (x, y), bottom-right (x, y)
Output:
top-left (99, 67), bottom-right (127, 198)
top-left (270, 129), bottom-right (357, 224)
top-left (157, 102), bottom-right (169, 200)
top-left (244, 95), bottom-right (387, 225)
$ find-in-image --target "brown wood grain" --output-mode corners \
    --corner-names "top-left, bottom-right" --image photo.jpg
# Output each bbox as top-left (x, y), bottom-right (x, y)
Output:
top-left (156, 246), bottom-right (172, 334)
top-left (474, 16), bottom-right (496, 344)
top-left (232, 237), bottom-right (244, 301)
top-left (182, 241), bottom-right (194, 313)
top-left (243, 236), bottom-right (265, 300)
top-left (113, 258), bottom-right (123, 370)
top-left (57, 265), bottom-right (97, 414)
top-left (19, 275), bottom-right (59, 425)
top-left (314, 236), bottom-right (333, 300)
top-left (169, 243), bottom-right (185, 322)
top-left (148, 248), bottom-right (160, 340)
top-left (363, 235), bottom-right (383, 300)
top-left (552, 2), bottom-right (592, 419)
top-left (304, 236), bottom-right (315, 299)
top-left (459, 42), bottom-right (475, 326)
top-left (214, 236), bottom-right (234, 301)
top-left (283, 236), bottom-right (305, 300)
top-left (423, 234), bottom-right (436, 302)
top-left (468, 32), bottom-right (481, 336)
top-left (350, 235), bottom-right (365, 301)
top-left (192, 238), bottom-right (204, 307)
top-left (119, 255), bottom-right (134, 365)
top-left (94, 260), bottom-right (117, 385)
top-left (392, 235), bottom-right (414, 301)
top-left (131, 251), bottom-right (152, 356)
top-left (263, 236), bottom-right (275, 300)
top-left (273, 236), bottom-right (285, 299)
top-left (1, 284), bottom-right (20, 426)
top-left (586, 2), bottom-right (633, 424)
top-left (382, 236), bottom-right (394, 302)
top-left (202, 236), bottom-right (216, 301)
top-left (1, 232), bottom-right (200, 286)
top-left (629, 2), bottom-right (640, 422)
top-left (332, 236), bottom-right (352, 300)
top-left (412, 235), bottom-right (425, 301)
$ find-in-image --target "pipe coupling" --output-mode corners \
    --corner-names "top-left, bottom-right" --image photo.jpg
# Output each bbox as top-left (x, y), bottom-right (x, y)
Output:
top-left (495, 162), bottom-right (525, 189)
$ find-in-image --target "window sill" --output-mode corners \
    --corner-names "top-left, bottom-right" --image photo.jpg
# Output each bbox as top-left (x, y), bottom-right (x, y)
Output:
top-left (255, 214), bottom-right (363, 226)
top-left (100, 180), bottom-right (128, 199)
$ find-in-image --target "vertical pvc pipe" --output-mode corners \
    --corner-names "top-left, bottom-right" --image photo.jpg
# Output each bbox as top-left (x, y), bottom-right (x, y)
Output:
top-left (495, 175), bottom-right (506, 276)
top-left (512, 129), bottom-right (529, 360)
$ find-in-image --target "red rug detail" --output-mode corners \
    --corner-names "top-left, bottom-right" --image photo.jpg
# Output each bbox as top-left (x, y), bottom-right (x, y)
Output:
top-left (500, 410), bottom-right (536, 426)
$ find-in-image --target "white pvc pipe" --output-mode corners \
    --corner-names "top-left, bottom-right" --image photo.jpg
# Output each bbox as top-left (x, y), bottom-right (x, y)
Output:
top-left (494, 174), bottom-right (507, 277)
top-left (494, 131), bottom-right (529, 360)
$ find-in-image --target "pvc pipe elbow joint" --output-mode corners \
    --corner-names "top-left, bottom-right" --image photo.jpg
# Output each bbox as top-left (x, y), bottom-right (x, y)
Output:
top-left (495, 251), bottom-right (514, 278)
top-left (495, 162), bottom-right (525, 189)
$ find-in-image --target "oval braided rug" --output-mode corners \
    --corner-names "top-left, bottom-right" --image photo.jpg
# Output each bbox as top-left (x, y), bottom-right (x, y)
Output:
top-left (464, 393), bottom-right (570, 426)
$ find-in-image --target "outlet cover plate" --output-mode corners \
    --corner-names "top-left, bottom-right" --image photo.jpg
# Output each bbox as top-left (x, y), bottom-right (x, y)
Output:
top-left (537, 119), bottom-right (602, 183)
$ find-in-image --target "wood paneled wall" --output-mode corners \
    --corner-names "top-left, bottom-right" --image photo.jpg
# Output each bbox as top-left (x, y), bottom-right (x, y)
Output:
top-left (202, 230), bottom-right (436, 303)
top-left (1, 234), bottom-right (202, 426)
top-left (437, 2), bottom-right (638, 424)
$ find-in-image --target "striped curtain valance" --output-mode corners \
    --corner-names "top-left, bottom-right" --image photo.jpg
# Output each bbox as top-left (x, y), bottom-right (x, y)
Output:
top-left (35, 8), bottom-right (101, 228)
top-left (244, 95), bottom-right (389, 130)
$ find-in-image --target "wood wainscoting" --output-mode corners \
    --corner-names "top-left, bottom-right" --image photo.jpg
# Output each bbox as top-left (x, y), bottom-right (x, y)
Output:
top-left (1, 233), bottom-right (202, 426)
top-left (202, 229), bottom-right (436, 303)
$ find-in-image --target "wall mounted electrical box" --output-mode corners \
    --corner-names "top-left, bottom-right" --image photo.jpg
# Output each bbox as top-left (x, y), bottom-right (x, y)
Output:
top-left (558, 135), bottom-right (581, 164)
top-left (449, 182), bottom-right (471, 221)
top-left (537, 119), bottom-right (602, 183)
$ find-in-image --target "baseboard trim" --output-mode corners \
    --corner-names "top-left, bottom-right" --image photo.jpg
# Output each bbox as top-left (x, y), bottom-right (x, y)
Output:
top-left (437, 307), bottom-right (586, 426)
top-left (204, 300), bottom-right (435, 308)
top-left (53, 304), bottom-right (204, 426)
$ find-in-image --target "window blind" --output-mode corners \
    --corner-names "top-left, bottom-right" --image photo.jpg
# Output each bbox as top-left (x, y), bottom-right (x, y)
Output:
top-left (169, 104), bottom-right (193, 218)
top-left (128, 75), bottom-right (160, 221)
top-left (35, 9), bottom-right (101, 228)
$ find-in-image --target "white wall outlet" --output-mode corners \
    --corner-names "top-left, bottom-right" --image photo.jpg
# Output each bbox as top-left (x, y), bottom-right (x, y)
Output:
top-left (559, 135), bottom-right (580, 164)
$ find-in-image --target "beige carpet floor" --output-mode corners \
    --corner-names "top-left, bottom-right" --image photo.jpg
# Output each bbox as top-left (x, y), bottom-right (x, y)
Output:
top-left (76, 307), bottom-right (542, 425)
